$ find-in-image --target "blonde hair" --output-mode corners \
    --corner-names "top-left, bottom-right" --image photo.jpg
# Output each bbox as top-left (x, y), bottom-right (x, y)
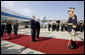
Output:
top-left (6, 20), bottom-right (10, 24)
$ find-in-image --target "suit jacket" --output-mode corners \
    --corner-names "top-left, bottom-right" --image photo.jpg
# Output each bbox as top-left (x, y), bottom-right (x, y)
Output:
top-left (13, 23), bottom-right (18, 31)
top-left (30, 20), bottom-right (36, 30)
top-left (36, 21), bottom-right (40, 30)
top-left (1, 24), bottom-right (5, 30)
top-left (48, 24), bottom-right (51, 28)
top-left (6, 23), bottom-right (12, 31)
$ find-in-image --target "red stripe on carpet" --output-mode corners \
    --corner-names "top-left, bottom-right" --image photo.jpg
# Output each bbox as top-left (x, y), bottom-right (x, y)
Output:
top-left (1, 33), bottom-right (84, 54)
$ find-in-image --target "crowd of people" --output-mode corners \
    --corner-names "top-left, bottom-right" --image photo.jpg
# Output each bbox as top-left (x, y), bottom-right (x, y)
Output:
top-left (1, 18), bottom-right (84, 40)
top-left (47, 20), bottom-right (84, 32)
top-left (1, 16), bottom-right (40, 42)
top-left (1, 20), bottom-right (19, 39)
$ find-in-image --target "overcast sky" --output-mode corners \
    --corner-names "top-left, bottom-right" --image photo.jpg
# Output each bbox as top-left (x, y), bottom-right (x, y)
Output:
top-left (1, 1), bottom-right (84, 21)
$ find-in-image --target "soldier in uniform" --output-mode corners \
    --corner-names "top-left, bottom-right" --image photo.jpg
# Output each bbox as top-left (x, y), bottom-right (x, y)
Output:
top-left (56, 23), bottom-right (57, 31)
top-left (77, 21), bottom-right (80, 31)
top-left (61, 22), bottom-right (64, 31)
top-left (52, 23), bottom-right (55, 31)
top-left (52, 23), bottom-right (56, 31)
top-left (30, 16), bottom-right (36, 42)
top-left (64, 22), bottom-right (68, 31)
top-left (67, 7), bottom-right (77, 49)
top-left (48, 23), bottom-right (51, 31)
top-left (82, 22), bottom-right (84, 31)
top-left (80, 20), bottom-right (84, 32)
top-left (54, 23), bottom-right (56, 31)
top-left (56, 23), bottom-right (59, 31)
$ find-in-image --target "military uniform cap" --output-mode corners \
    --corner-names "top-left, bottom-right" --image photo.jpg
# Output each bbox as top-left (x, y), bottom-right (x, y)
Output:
top-left (68, 7), bottom-right (75, 11)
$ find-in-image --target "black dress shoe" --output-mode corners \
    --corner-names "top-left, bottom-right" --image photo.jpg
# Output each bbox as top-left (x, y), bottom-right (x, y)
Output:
top-left (72, 41), bottom-right (76, 49)
top-left (68, 41), bottom-right (76, 49)
top-left (68, 45), bottom-right (74, 49)
top-left (37, 38), bottom-right (39, 39)
top-left (32, 40), bottom-right (36, 42)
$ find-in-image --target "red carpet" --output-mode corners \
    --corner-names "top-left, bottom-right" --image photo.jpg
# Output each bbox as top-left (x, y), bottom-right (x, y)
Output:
top-left (1, 33), bottom-right (84, 54)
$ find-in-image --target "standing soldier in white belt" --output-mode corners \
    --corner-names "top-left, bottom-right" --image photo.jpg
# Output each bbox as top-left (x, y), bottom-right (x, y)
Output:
top-left (67, 7), bottom-right (77, 49)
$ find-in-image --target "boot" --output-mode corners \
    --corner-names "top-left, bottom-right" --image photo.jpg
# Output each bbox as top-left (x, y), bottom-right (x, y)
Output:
top-left (72, 41), bottom-right (76, 49)
top-left (68, 40), bottom-right (76, 49)
top-left (68, 40), bottom-right (74, 49)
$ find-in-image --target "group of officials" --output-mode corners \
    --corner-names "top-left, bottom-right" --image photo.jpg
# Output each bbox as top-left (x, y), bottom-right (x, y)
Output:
top-left (1, 20), bottom-right (19, 39)
top-left (1, 16), bottom-right (40, 42)
top-left (30, 16), bottom-right (40, 42)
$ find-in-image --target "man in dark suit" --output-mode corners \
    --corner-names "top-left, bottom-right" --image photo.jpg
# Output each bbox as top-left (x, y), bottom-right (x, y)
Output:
top-left (30, 16), bottom-right (36, 42)
top-left (1, 23), bottom-right (3, 37)
top-left (36, 18), bottom-right (40, 39)
top-left (1, 23), bottom-right (5, 37)
top-left (13, 20), bottom-right (19, 37)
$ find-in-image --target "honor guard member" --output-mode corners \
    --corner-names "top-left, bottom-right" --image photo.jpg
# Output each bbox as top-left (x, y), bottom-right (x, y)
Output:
top-left (67, 7), bottom-right (77, 49)
top-left (48, 23), bottom-right (51, 31)
top-left (52, 23), bottom-right (54, 31)
top-left (30, 16), bottom-right (36, 42)
top-left (56, 23), bottom-right (59, 31)
top-left (64, 22), bottom-right (68, 31)
top-left (54, 23), bottom-right (56, 31)
top-left (77, 21), bottom-right (80, 31)
top-left (80, 20), bottom-right (84, 32)
top-left (61, 22), bottom-right (64, 31)
top-left (52, 23), bottom-right (56, 31)
top-left (82, 22), bottom-right (84, 31)
top-left (56, 23), bottom-right (58, 31)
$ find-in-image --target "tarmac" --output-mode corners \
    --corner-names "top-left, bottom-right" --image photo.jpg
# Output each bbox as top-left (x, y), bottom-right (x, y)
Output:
top-left (1, 28), bottom-right (84, 54)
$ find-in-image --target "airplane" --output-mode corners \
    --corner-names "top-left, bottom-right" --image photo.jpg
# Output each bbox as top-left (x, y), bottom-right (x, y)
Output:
top-left (1, 7), bottom-right (47, 28)
top-left (39, 16), bottom-right (46, 26)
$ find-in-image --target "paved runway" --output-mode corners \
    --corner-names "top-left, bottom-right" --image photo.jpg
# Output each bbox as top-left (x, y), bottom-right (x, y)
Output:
top-left (1, 28), bottom-right (84, 54)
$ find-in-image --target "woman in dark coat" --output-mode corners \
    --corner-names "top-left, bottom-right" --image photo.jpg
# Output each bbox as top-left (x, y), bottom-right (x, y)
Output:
top-left (13, 20), bottom-right (18, 37)
top-left (6, 20), bottom-right (12, 39)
